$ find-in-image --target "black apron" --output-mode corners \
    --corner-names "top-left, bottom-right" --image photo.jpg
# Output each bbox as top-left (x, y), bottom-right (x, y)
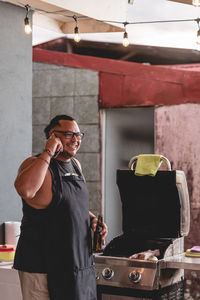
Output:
top-left (14, 158), bottom-right (97, 300)
top-left (46, 158), bottom-right (97, 300)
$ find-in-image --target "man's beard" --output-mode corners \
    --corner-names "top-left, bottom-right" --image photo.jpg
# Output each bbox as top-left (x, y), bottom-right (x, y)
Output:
top-left (61, 149), bottom-right (75, 159)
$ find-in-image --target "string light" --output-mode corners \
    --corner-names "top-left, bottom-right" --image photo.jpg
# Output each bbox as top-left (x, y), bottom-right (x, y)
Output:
top-left (73, 15), bottom-right (81, 43)
top-left (196, 19), bottom-right (200, 45)
top-left (123, 23), bottom-right (129, 47)
top-left (24, 4), bottom-right (32, 34)
top-left (192, 0), bottom-right (200, 7)
top-left (19, 2), bottom-right (200, 49)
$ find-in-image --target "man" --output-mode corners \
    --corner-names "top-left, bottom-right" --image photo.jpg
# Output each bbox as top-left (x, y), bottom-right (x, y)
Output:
top-left (14, 115), bottom-right (108, 300)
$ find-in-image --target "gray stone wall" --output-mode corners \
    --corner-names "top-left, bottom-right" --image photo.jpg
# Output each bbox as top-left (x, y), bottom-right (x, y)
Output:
top-left (0, 2), bottom-right (32, 234)
top-left (32, 62), bottom-right (100, 215)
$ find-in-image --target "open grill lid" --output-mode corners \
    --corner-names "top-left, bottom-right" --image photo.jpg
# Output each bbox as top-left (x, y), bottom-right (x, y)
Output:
top-left (116, 155), bottom-right (190, 240)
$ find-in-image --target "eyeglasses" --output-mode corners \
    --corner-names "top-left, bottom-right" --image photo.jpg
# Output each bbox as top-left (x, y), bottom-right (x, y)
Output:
top-left (53, 130), bottom-right (84, 140)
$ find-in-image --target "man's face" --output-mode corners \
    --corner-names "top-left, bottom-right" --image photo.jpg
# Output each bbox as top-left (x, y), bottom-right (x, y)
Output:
top-left (51, 120), bottom-right (82, 159)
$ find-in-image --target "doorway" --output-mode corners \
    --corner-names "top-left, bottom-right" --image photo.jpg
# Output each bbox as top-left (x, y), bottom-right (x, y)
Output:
top-left (101, 107), bottom-right (154, 242)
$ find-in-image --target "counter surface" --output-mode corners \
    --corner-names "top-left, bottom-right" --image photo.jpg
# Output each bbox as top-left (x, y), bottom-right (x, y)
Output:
top-left (161, 253), bottom-right (200, 270)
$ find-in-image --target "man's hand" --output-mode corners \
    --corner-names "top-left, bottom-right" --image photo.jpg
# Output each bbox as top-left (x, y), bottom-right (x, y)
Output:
top-left (90, 218), bottom-right (108, 246)
top-left (45, 133), bottom-right (63, 157)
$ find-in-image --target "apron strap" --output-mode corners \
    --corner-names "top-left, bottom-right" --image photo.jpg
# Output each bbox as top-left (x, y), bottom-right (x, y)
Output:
top-left (71, 158), bottom-right (86, 183)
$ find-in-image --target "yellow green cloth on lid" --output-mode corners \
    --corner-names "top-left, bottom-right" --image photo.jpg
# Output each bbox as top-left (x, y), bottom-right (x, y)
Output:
top-left (135, 154), bottom-right (163, 177)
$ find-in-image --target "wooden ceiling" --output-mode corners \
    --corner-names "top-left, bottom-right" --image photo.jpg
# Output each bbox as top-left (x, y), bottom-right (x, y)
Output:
top-left (168, 0), bottom-right (194, 5)
top-left (34, 37), bottom-right (200, 65)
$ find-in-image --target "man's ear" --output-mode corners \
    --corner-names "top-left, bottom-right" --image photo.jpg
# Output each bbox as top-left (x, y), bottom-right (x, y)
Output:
top-left (49, 129), bottom-right (54, 137)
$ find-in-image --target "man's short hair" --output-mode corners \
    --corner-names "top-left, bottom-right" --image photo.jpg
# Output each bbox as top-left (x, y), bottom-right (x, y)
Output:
top-left (44, 115), bottom-right (75, 139)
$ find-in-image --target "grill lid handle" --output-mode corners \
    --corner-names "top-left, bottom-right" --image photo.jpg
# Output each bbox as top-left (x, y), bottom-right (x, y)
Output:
top-left (128, 155), bottom-right (172, 171)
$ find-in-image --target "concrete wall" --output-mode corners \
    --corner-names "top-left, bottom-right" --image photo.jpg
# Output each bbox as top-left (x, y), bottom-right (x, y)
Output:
top-left (0, 2), bottom-right (32, 234)
top-left (155, 103), bottom-right (200, 299)
top-left (32, 62), bottom-right (100, 215)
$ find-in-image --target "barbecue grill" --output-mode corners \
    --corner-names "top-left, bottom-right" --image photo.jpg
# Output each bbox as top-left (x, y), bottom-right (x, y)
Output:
top-left (94, 155), bottom-right (190, 300)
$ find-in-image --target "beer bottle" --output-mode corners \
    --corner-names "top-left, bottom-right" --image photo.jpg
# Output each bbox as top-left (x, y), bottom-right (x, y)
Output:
top-left (93, 215), bottom-right (103, 252)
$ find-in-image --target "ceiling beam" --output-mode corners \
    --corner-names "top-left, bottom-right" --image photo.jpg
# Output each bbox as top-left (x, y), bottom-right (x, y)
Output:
top-left (168, 0), bottom-right (193, 5)
top-left (33, 11), bottom-right (124, 34)
top-left (60, 18), bottom-right (124, 34)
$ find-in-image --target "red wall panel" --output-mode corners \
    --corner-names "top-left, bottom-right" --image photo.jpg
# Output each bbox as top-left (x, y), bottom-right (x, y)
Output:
top-left (33, 48), bottom-right (200, 108)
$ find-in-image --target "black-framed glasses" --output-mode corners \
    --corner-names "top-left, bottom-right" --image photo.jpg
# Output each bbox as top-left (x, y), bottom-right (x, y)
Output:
top-left (53, 130), bottom-right (84, 140)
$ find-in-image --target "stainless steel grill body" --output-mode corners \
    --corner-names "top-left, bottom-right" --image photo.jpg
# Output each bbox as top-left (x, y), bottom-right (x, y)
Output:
top-left (94, 238), bottom-right (184, 291)
top-left (94, 255), bottom-right (159, 290)
top-left (95, 157), bottom-right (191, 298)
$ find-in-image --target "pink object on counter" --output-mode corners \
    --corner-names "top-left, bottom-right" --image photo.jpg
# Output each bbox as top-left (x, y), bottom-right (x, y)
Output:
top-left (190, 246), bottom-right (200, 253)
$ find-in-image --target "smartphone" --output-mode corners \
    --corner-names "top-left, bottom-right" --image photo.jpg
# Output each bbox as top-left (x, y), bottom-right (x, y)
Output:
top-left (51, 132), bottom-right (62, 158)
top-left (53, 149), bottom-right (61, 158)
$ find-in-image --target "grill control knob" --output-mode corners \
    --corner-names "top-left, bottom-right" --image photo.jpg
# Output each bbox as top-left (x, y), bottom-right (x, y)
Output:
top-left (102, 268), bottom-right (114, 280)
top-left (129, 270), bottom-right (141, 283)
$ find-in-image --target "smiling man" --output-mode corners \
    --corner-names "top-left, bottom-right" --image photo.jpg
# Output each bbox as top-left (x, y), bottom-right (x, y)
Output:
top-left (14, 115), bottom-right (108, 300)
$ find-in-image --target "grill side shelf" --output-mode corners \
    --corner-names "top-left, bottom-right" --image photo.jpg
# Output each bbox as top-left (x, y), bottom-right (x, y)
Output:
top-left (160, 253), bottom-right (200, 270)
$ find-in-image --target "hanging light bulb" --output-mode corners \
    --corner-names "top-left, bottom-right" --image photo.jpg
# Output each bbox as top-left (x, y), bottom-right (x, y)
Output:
top-left (196, 19), bottom-right (200, 45)
top-left (192, 0), bottom-right (200, 7)
top-left (123, 31), bottom-right (129, 47)
top-left (24, 17), bottom-right (32, 34)
top-left (122, 23), bottom-right (129, 47)
top-left (74, 26), bottom-right (80, 43)
top-left (73, 16), bottom-right (81, 43)
top-left (197, 29), bottom-right (200, 45)
top-left (24, 5), bottom-right (32, 34)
